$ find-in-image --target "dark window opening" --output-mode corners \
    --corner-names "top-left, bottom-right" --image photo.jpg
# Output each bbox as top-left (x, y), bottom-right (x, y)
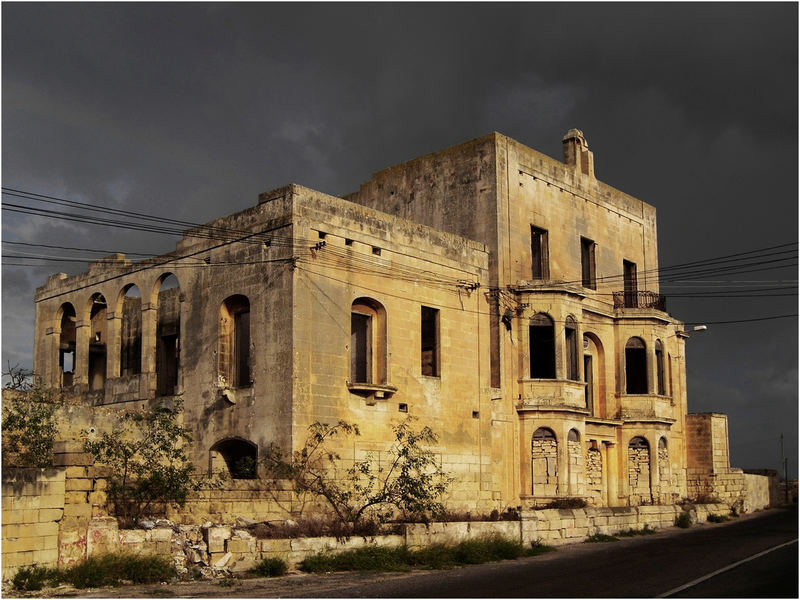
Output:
top-left (565, 316), bottom-right (578, 381)
top-left (625, 337), bottom-right (648, 394)
top-left (88, 294), bottom-right (107, 391)
top-left (398, 403), bottom-right (408, 413)
top-left (581, 237), bottom-right (596, 289)
top-left (210, 439), bottom-right (257, 479)
top-left (318, 231), bottom-right (327, 239)
top-left (234, 309), bottom-right (251, 387)
top-left (345, 238), bottom-right (353, 246)
top-left (120, 287), bottom-right (142, 377)
top-left (584, 354), bottom-right (594, 415)
top-left (59, 304), bottom-right (77, 387)
top-left (530, 314), bottom-right (556, 379)
top-left (531, 226), bottom-right (549, 280)
top-left (156, 277), bottom-right (180, 397)
top-left (655, 340), bottom-right (665, 395)
top-left (421, 306), bottom-right (439, 377)
top-left (623, 260), bottom-right (638, 308)
top-left (351, 312), bottom-right (371, 383)
top-left (372, 246), bottom-right (381, 256)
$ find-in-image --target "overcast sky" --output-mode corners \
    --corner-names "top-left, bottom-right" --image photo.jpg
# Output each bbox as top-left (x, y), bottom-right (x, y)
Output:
top-left (3, 3), bottom-right (797, 476)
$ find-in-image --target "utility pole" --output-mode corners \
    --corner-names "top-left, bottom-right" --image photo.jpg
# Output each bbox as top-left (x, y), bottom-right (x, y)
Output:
top-left (781, 434), bottom-right (789, 504)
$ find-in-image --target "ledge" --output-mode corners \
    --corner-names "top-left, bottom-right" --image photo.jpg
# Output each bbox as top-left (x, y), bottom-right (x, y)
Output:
top-left (347, 382), bottom-right (398, 404)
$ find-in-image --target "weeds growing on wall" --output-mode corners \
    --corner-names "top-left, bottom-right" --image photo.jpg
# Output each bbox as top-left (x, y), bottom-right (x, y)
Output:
top-left (2, 365), bottom-right (61, 468)
top-left (261, 418), bottom-right (454, 533)
top-left (299, 534), bottom-right (555, 573)
top-left (83, 398), bottom-right (201, 525)
top-left (674, 511), bottom-right (693, 528)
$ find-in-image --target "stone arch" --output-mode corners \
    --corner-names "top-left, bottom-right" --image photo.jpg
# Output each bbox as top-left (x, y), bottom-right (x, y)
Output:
top-left (583, 332), bottom-right (606, 417)
top-left (625, 337), bottom-right (648, 394)
top-left (57, 302), bottom-right (77, 387)
top-left (209, 438), bottom-right (258, 479)
top-left (87, 293), bottom-right (108, 391)
top-left (219, 295), bottom-right (251, 388)
top-left (530, 313), bottom-right (555, 379)
top-left (155, 273), bottom-right (181, 396)
top-left (531, 427), bottom-right (558, 496)
top-left (118, 283), bottom-right (142, 377)
top-left (351, 297), bottom-right (387, 384)
top-left (567, 428), bottom-right (582, 495)
top-left (628, 436), bottom-right (652, 505)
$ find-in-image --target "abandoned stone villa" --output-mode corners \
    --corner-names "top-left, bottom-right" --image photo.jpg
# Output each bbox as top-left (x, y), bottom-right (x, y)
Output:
top-left (31, 130), bottom-right (760, 517)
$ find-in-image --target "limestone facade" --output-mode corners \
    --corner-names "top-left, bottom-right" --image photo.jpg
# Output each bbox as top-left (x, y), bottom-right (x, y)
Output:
top-left (33, 130), bottom-right (703, 512)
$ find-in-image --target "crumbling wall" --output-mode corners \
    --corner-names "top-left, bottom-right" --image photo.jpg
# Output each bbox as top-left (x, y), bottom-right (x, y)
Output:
top-left (585, 448), bottom-right (603, 505)
top-left (627, 444), bottom-right (651, 505)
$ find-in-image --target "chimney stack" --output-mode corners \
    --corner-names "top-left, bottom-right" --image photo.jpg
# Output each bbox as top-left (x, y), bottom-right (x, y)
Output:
top-left (562, 128), bottom-right (594, 178)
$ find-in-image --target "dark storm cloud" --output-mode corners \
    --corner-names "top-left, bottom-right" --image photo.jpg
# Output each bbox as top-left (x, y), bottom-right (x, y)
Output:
top-left (2, 3), bottom-right (796, 474)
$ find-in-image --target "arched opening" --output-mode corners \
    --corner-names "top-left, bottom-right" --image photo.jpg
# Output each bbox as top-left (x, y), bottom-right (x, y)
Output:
top-left (628, 436), bottom-right (652, 505)
top-left (209, 438), bottom-right (257, 479)
top-left (58, 303), bottom-right (76, 387)
top-left (156, 274), bottom-right (180, 396)
top-left (625, 337), bottom-right (648, 394)
top-left (119, 284), bottom-right (142, 377)
top-left (530, 313), bottom-right (555, 379)
top-left (88, 293), bottom-right (107, 391)
top-left (567, 429), bottom-right (581, 494)
top-left (219, 295), bottom-right (251, 388)
top-left (586, 446), bottom-right (603, 505)
top-left (565, 316), bottom-right (579, 381)
top-left (655, 340), bottom-right (665, 395)
top-left (531, 427), bottom-right (558, 496)
top-left (350, 297), bottom-right (387, 384)
top-left (583, 332), bottom-right (606, 418)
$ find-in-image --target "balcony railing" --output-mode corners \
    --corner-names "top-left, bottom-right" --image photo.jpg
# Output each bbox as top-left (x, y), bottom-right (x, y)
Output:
top-left (613, 290), bottom-right (666, 311)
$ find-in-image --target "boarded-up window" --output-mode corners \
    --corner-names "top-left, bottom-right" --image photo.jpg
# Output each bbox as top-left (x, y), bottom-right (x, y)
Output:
top-left (532, 428), bottom-right (558, 496)
top-left (625, 337), bottom-right (648, 394)
top-left (581, 237), bottom-right (596, 289)
top-left (350, 298), bottom-right (387, 386)
top-left (530, 313), bottom-right (555, 379)
top-left (421, 306), bottom-right (439, 377)
top-left (628, 436), bottom-right (652, 505)
top-left (565, 316), bottom-right (578, 381)
top-left (219, 295), bottom-right (251, 388)
top-left (531, 225), bottom-right (549, 280)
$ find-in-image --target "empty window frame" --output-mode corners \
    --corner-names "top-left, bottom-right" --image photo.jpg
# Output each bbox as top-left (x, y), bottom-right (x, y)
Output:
top-left (156, 274), bottom-right (180, 397)
top-left (625, 337), bottom-right (648, 394)
top-left (421, 306), bottom-right (439, 377)
top-left (219, 295), bottom-right (251, 388)
top-left (88, 293), bottom-right (108, 392)
top-left (530, 313), bottom-right (556, 379)
top-left (565, 316), bottom-right (579, 381)
top-left (623, 260), bottom-right (638, 308)
top-left (531, 225), bottom-right (550, 280)
top-left (119, 285), bottom-right (142, 377)
top-left (58, 303), bottom-right (77, 387)
top-left (350, 297), bottom-right (387, 385)
top-left (655, 339), bottom-right (665, 395)
top-left (581, 237), bottom-right (596, 289)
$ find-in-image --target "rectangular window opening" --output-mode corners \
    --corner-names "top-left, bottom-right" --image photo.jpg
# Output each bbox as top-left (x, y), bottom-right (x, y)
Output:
top-left (421, 306), bottom-right (439, 377)
top-left (318, 231), bottom-right (327, 239)
top-left (531, 225), bottom-right (549, 280)
top-left (372, 246), bottom-right (382, 256)
top-left (623, 260), bottom-right (638, 308)
top-left (345, 238), bottom-right (353, 246)
top-left (398, 403), bottom-right (408, 413)
top-left (581, 237), bottom-right (596, 289)
top-left (351, 312), bottom-right (372, 383)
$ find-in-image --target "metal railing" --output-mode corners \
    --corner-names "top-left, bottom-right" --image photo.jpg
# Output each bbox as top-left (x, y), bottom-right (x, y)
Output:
top-left (612, 290), bottom-right (667, 311)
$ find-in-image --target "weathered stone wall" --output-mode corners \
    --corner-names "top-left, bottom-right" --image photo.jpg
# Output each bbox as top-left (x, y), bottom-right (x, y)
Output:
top-left (627, 445), bottom-right (651, 505)
top-left (1, 468), bottom-right (64, 580)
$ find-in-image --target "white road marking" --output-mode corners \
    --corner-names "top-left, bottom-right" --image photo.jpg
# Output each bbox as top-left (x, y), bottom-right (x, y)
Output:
top-left (657, 538), bottom-right (799, 598)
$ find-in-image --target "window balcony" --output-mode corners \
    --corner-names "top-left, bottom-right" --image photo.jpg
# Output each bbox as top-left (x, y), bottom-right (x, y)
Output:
top-left (619, 394), bottom-right (675, 422)
top-left (613, 291), bottom-right (666, 312)
top-left (516, 379), bottom-right (588, 413)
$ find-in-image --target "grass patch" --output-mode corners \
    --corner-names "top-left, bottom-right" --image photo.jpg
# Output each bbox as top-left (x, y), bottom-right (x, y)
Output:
top-left (249, 557), bottom-right (289, 577)
top-left (617, 524), bottom-right (657, 537)
top-left (675, 512), bottom-right (693, 529)
top-left (584, 533), bottom-right (619, 543)
top-left (299, 534), bottom-right (555, 573)
top-left (707, 514), bottom-right (730, 523)
top-left (11, 554), bottom-right (177, 591)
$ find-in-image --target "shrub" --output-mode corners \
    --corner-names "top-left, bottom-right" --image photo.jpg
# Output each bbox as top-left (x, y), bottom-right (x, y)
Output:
top-left (251, 557), bottom-right (288, 577)
top-left (2, 370), bottom-right (61, 468)
top-left (65, 554), bottom-right (176, 588)
top-left (527, 540), bottom-right (556, 556)
top-left (584, 533), bottom-right (619, 543)
top-left (541, 498), bottom-right (587, 510)
top-left (707, 514), bottom-right (729, 523)
top-left (12, 566), bottom-right (61, 591)
top-left (675, 511), bottom-right (693, 528)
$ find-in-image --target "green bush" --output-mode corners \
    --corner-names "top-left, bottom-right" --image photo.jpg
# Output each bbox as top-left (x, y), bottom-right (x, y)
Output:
top-left (675, 512), bottom-right (693, 528)
top-left (11, 566), bottom-right (61, 591)
top-left (65, 554), bottom-right (176, 588)
top-left (707, 514), bottom-right (729, 523)
top-left (251, 557), bottom-right (289, 577)
top-left (300, 534), bottom-right (555, 573)
top-left (584, 533), bottom-right (619, 543)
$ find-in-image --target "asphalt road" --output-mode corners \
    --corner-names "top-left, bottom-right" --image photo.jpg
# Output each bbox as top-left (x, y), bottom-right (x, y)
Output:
top-left (40, 507), bottom-right (797, 599)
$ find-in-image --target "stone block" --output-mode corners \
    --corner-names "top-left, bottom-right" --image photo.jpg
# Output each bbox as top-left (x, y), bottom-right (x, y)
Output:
top-left (204, 526), bottom-right (231, 553)
top-left (63, 503), bottom-right (92, 519)
top-left (66, 478), bottom-right (93, 492)
top-left (149, 528), bottom-right (173, 543)
top-left (227, 538), bottom-right (256, 553)
top-left (119, 529), bottom-right (147, 545)
top-left (39, 508), bottom-right (64, 521)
